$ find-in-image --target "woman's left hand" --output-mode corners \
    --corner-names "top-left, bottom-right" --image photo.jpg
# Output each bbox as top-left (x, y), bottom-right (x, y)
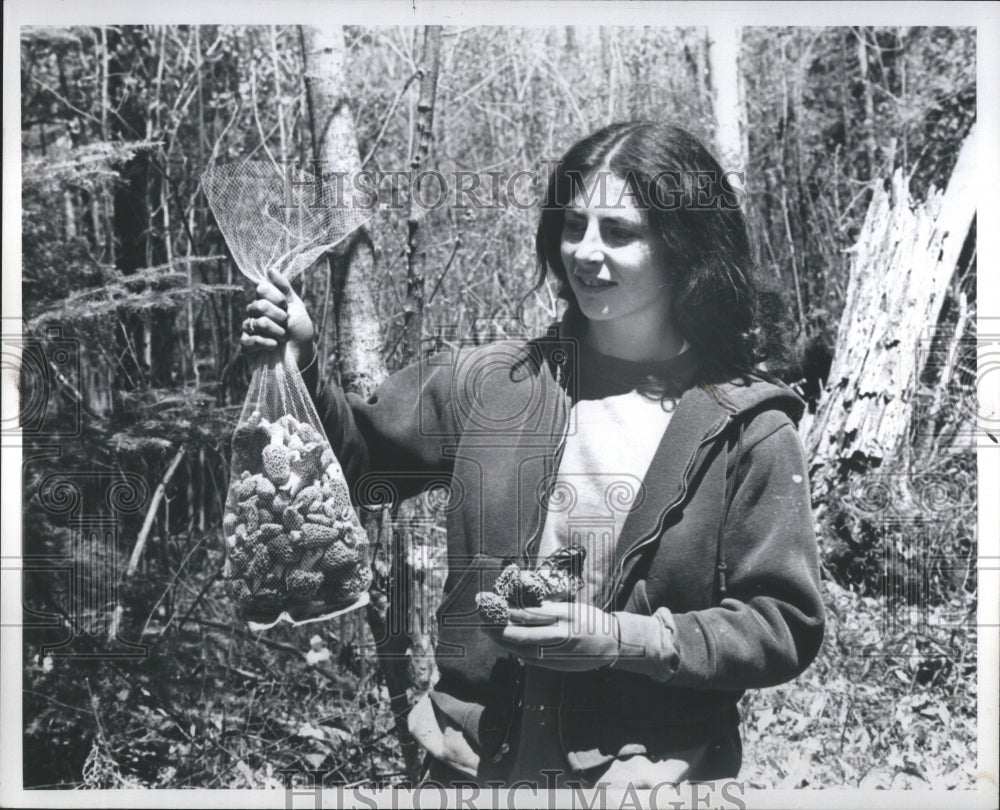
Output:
top-left (487, 601), bottom-right (621, 672)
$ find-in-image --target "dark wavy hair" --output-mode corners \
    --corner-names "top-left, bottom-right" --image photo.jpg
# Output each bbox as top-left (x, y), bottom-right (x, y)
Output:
top-left (535, 121), bottom-right (784, 385)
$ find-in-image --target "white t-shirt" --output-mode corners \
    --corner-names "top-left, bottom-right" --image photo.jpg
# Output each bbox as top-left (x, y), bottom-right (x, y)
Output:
top-left (534, 388), bottom-right (677, 605)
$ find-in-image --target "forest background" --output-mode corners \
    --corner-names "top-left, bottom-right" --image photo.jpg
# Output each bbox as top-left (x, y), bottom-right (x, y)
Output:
top-left (11, 23), bottom-right (984, 791)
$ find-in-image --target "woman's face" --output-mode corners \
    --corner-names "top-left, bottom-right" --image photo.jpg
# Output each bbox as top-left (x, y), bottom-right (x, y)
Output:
top-left (559, 172), bottom-right (673, 331)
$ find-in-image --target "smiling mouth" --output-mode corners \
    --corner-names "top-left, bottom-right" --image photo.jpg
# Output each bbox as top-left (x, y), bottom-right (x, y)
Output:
top-left (575, 274), bottom-right (616, 289)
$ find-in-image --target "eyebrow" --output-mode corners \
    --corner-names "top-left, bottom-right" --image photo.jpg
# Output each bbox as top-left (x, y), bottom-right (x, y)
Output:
top-left (564, 207), bottom-right (644, 227)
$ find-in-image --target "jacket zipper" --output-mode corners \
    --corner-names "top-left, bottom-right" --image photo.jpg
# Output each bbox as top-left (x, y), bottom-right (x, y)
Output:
top-left (495, 357), bottom-right (570, 762)
top-left (523, 429), bottom-right (569, 567)
top-left (523, 361), bottom-right (570, 567)
top-left (551, 376), bottom-right (739, 767)
top-left (555, 413), bottom-right (735, 772)
top-left (491, 663), bottom-right (519, 762)
top-left (601, 414), bottom-right (733, 611)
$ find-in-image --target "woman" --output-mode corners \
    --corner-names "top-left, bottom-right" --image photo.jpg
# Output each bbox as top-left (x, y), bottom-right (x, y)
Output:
top-left (241, 122), bottom-right (825, 788)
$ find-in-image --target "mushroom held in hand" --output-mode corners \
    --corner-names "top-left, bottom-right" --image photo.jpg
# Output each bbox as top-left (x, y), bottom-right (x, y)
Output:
top-left (475, 545), bottom-right (587, 626)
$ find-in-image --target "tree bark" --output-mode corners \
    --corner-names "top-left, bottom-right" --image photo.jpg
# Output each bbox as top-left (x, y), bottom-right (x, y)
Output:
top-left (403, 26), bottom-right (443, 366)
top-left (857, 28), bottom-right (878, 178)
top-left (803, 123), bottom-right (978, 502)
top-left (298, 26), bottom-right (383, 394)
top-left (298, 24), bottom-right (425, 784)
top-left (395, 25), bottom-right (445, 708)
top-left (693, 32), bottom-right (709, 106)
top-left (706, 26), bottom-right (747, 175)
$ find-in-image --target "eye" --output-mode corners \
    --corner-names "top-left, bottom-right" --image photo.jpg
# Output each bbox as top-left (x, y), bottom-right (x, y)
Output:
top-left (562, 214), bottom-right (585, 240)
top-left (603, 222), bottom-right (638, 245)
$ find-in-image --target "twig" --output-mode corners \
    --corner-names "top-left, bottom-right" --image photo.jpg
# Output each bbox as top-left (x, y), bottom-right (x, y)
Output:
top-left (130, 448), bottom-right (188, 577)
top-left (383, 236), bottom-right (461, 362)
top-left (134, 530), bottom-right (207, 640)
top-left (173, 615), bottom-right (309, 658)
top-left (84, 677), bottom-right (117, 778)
top-left (24, 689), bottom-right (91, 716)
top-left (780, 186), bottom-right (805, 334)
top-left (425, 234), bottom-right (463, 306)
top-left (27, 73), bottom-right (104, 128)
top-left (271, 25), bottom-right (288, 162)
top-left (249, 61), bottom-right (279, 173)
top-left (168, 567), bottom-right (223, 637)
top-left (107, 663), bottom-right (255, 784)
top-left (361, 70), bottom-right (423, 169)
top-left (108, 446), bottom-right (187, 641)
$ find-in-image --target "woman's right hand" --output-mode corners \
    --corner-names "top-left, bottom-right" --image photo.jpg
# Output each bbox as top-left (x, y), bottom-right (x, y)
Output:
top-left (241, 268), bottom-right (316, 370)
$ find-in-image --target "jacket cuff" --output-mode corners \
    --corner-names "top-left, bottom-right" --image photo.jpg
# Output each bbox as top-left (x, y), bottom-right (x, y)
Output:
top-left (665, 611), bottom-right (716, 688)
top-left (611, 609), bottom-right (681, 683)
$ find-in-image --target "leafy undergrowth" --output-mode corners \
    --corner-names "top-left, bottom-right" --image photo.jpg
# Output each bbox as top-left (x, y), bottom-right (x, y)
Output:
top-left (25, 571), bottom-right (978, 790)
top-left (24, 460), bottom-right (978, 792)
top-left (23, 580), bottom-right (408, 789)
top-left (738, 579), bottom-right (977, 789)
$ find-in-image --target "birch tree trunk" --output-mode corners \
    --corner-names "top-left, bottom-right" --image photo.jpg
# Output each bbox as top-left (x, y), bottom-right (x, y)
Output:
top-left (298, 24), bottom-right (423, 783)
top-left (298, 26), bottom-right (383, 395)
top-left (706, 26), bottom-right (747, 175)
top-left (803, 124), bottom-right (978, 502)
top-left (693, 33), bottom-right (709, 106)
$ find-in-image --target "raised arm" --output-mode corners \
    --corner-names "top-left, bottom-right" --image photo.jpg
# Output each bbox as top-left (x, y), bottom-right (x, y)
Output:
top-left (302, 355), bottom-right (458, 505)
top-left (241, 269), bottom-right (458, 507)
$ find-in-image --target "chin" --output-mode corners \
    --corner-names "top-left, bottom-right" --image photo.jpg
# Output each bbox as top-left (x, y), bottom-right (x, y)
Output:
top-left (574, 305), bottom-right (619, 323)
top-left (575, 305), bottom-right (614, 321)
top-left (567, 291), bottom-right (615, 320)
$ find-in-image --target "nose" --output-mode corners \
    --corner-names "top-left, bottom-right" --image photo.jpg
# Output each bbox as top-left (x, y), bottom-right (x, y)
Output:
top-left (574, 220), bottom-right (605, 267)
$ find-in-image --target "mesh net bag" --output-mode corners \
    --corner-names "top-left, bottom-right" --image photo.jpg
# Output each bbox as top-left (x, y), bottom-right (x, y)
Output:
top-left (203, 161), bottom-right (372, 628)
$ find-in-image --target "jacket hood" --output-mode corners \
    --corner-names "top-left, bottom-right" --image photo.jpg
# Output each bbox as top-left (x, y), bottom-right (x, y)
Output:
top-left (709, 375), bottom-right (806, 426)
top-left (531, 311), bottom-right (806, 426)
